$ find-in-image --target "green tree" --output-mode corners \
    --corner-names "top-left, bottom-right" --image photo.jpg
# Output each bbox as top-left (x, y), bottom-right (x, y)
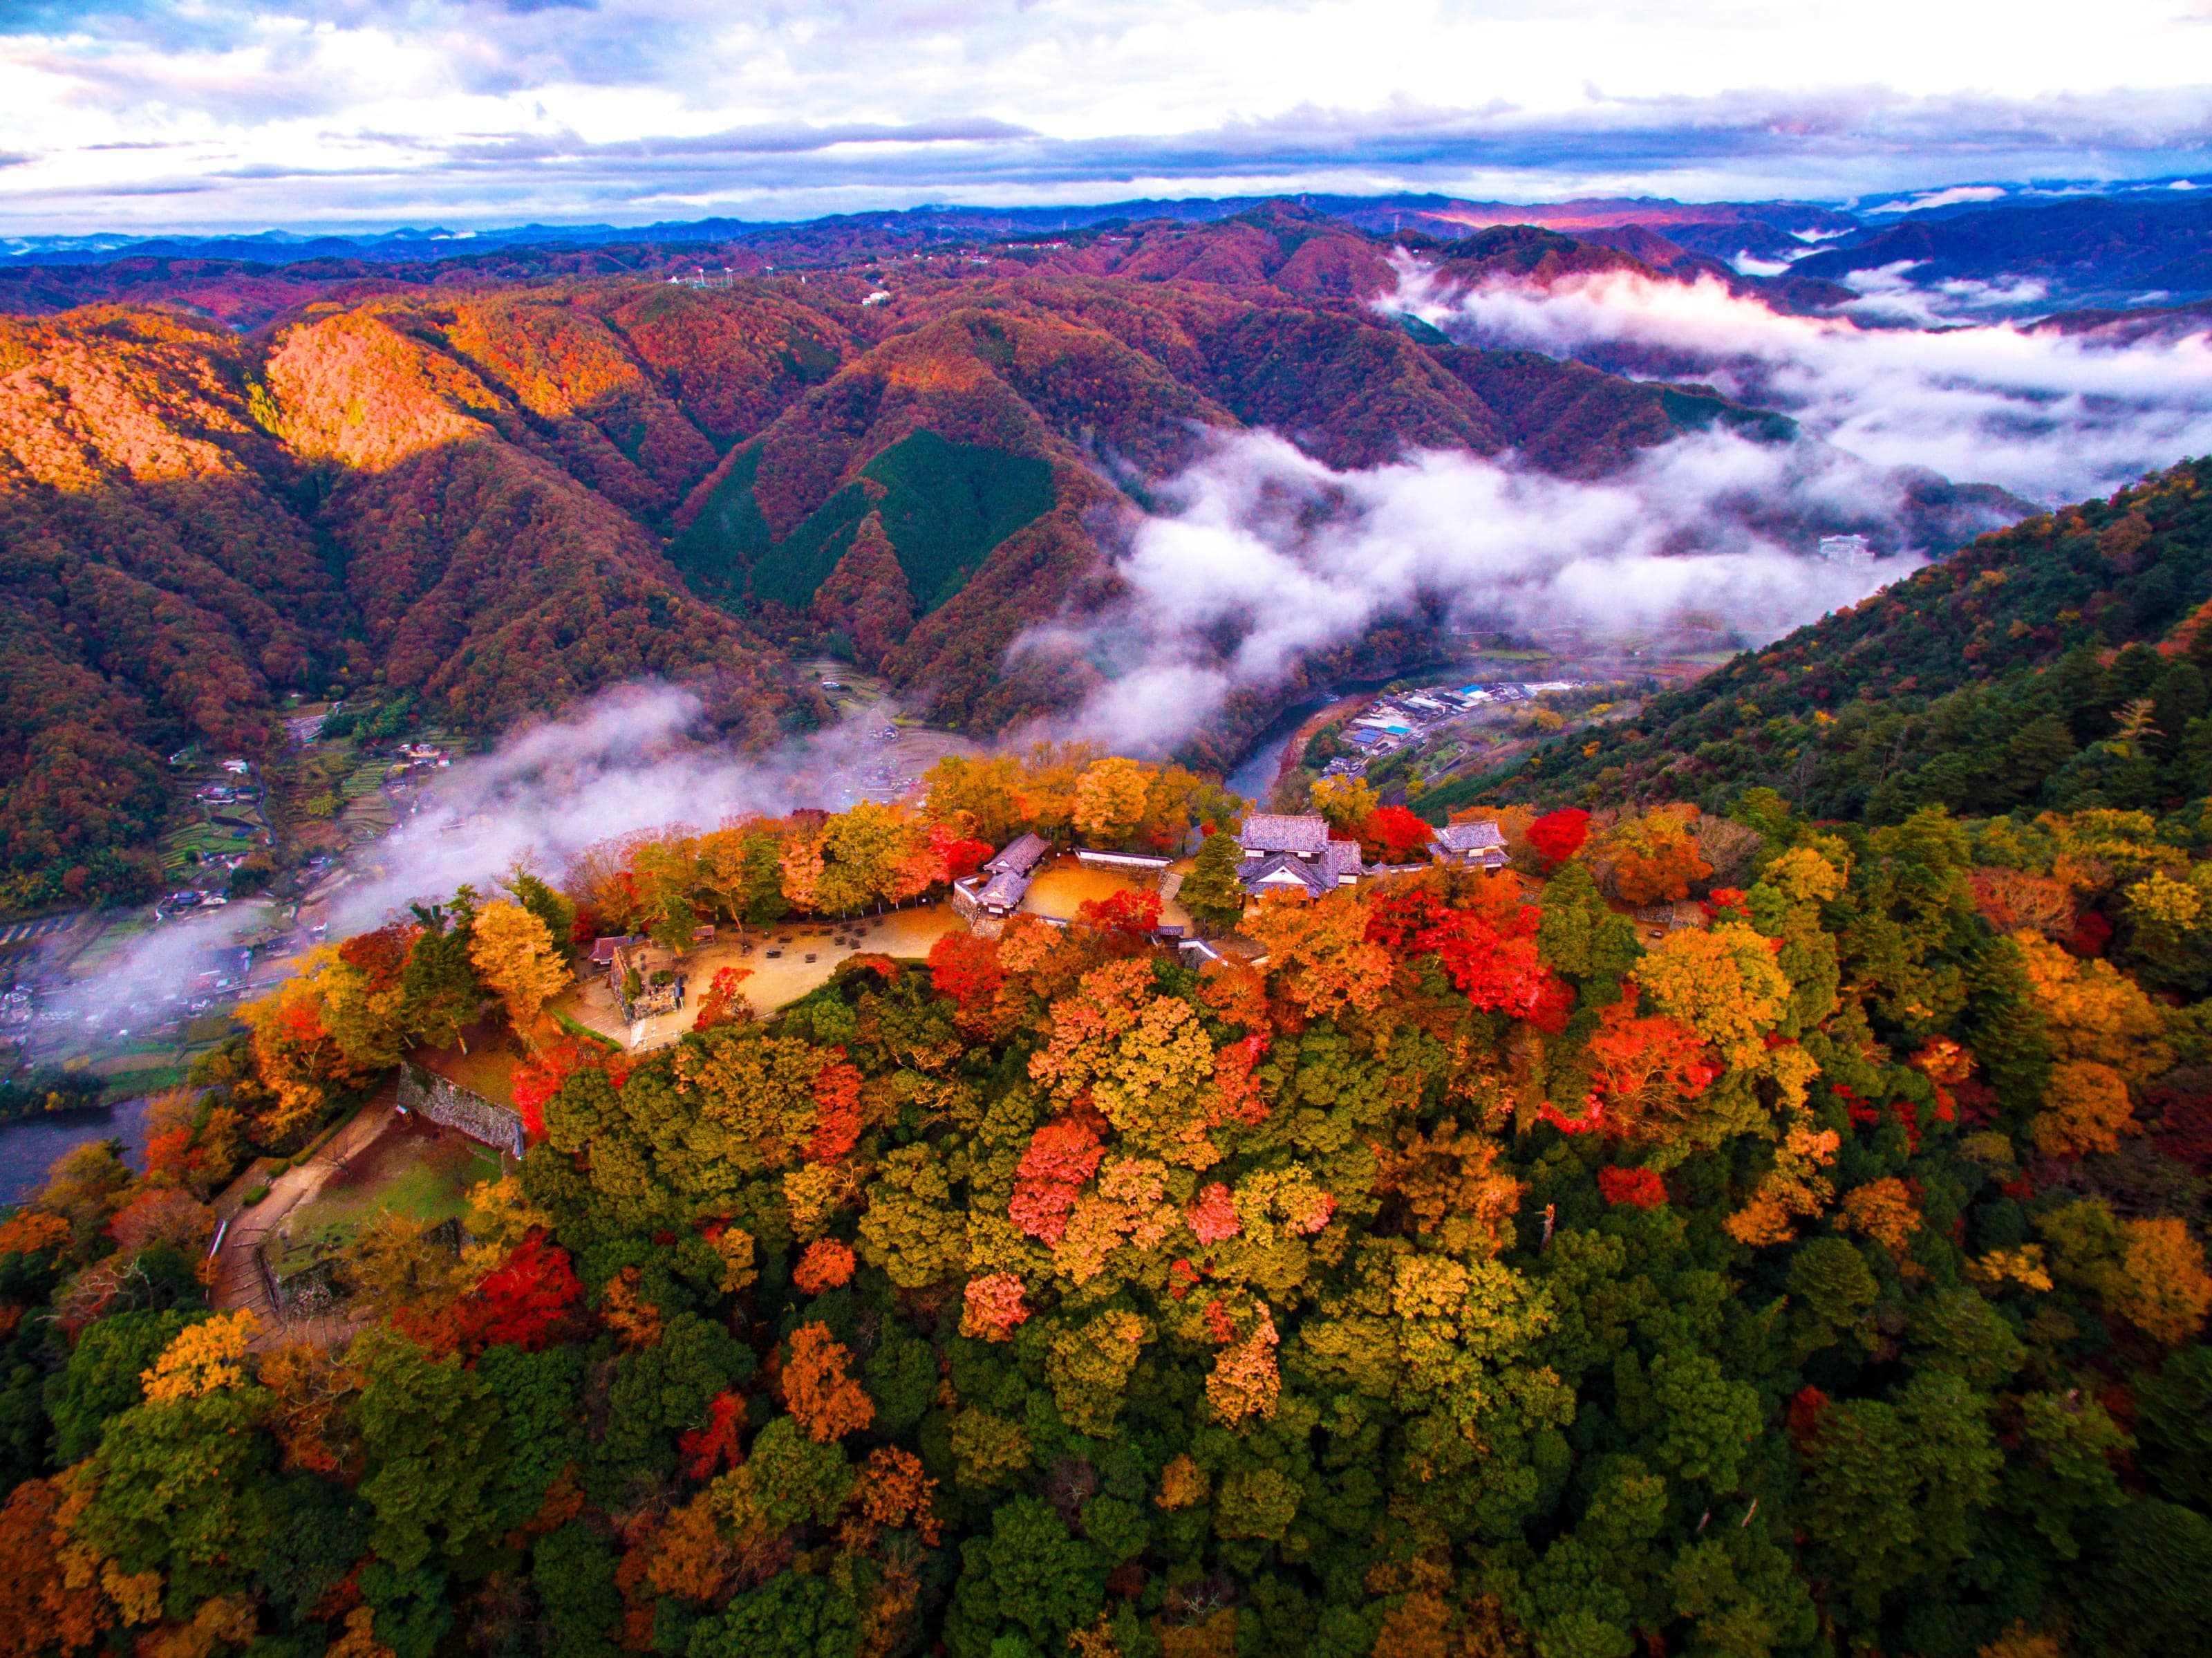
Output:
top-left (1537, 859), bottom-right (1641, 992)
top-left (2077, 1500), bottom-right (2212, 1657)
top-left (360, 1561), bottom-right (453, 1658)
top-left (1647, 1348), bottom-right (1761, 1493)
top-left (79, 1385), bottom-right (276, 1614)
top-left (505, 865), bottom-right (577, 951)
top-left (597, 1312), bottom-right (753, 1491)
top-left (354, 1331), bottom-right (506, 1572)
top-left (43, 1306), bottom-right (202, 1462)
top-left (400, 895), bottom-right (483, 1048)
top-left (1180, 826), bottom-right (1248, 936)
top-left (2135, 1345), bottom-right (2212, 1508)
top-left (532, 1522), bottom-right (623, 1658)
top-left (944, 1494), bottom-right (1106, 1658)
top-left (688, 1570), bottom-right (859, 1658)
top-left (255, 1474), bottom-right (372, 1626)
top-left (1800, 1371), bottom-right (2001, 1621)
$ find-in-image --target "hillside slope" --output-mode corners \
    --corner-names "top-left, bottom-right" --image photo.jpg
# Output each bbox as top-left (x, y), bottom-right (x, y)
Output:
top-left (1467, 457), bottom-right (2212, 822)
top-left (666, 206), bottom-right (1832, 726)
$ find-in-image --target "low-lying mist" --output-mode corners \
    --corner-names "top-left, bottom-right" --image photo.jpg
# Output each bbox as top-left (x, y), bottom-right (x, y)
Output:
top-left (1029, 256), bottom-right (2212, 753)
top-left (1031, 426), bottom-right (1908, 754)
top-left (1389, 257), bottom-right (2212, 502)
top-left (35, 687), bottom-right (908, 1050)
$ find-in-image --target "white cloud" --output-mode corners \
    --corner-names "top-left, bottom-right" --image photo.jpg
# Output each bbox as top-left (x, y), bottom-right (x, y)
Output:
top-left (1387, 258), bottom-right (2212, 502)
top-left (39, 684), bottom-right (916, 1040)
top-left (1028, 252), bottom-right (2212, 755)
top-left (0, 1), bottom-right (2208, 225)
top-left (1031, 427), bottom-right (1913, 754)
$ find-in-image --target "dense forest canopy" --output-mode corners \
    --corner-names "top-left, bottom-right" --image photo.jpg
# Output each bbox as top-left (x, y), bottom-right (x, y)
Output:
top-left (6, 194), bottom-right (2211, 1658)
top-left (1476, 458), bottom-right (2212, 825)
top-left (3, 702), bottom-right (2211, 1656)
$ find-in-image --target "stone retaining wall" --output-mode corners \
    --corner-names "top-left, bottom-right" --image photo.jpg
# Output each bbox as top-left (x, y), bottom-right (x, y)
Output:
top-left (397, 1062), bottom-right (526, 1159)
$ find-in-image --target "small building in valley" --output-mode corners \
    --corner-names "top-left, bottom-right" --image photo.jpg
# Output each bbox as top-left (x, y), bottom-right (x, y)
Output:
top-left (1237, 814), bottom-right (1331, 861)
top-left (1234, 816), bottom-right (1365, 900)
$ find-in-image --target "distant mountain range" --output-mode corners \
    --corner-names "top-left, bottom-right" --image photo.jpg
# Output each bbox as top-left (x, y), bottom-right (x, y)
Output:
top-left (5, 176), bottom-right (2209, 317)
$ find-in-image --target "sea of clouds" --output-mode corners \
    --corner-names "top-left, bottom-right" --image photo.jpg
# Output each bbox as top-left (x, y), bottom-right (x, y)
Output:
top-left (1032, 255), bottom-right (2212, 751)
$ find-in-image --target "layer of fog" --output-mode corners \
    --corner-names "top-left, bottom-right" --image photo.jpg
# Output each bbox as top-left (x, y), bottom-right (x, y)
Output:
top-left (32, 687), bottom-right (911, 1052)
top-left (1387, 257), bottom-right (2212, 502)
top-left (1032, 426), bottom-right (1905, 754)
top-left (1037, 254), bottom-right (2212, 754)
top-left (314, 684), bottom-right (899, 936)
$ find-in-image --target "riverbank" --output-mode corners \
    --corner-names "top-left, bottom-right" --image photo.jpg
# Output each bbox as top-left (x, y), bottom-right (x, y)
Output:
top-left (0, 1094), bottom-right (153, 1205)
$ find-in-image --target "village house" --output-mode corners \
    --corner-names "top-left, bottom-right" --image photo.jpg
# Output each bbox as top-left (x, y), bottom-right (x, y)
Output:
top-left (953, 831), bottom-right (1051, 920)
top-left (1235, 814), bottom-right (1363, 900)
top-left (1431, 819), bottom-right (1509, 870)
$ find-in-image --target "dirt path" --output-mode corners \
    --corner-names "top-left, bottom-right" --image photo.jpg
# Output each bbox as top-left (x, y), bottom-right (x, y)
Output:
top-left (209, 1081), bottom-right (398, 1345)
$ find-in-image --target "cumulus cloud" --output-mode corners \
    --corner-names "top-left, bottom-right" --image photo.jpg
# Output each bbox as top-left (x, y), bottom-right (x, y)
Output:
top-left (1387, 259), bottom-right (2212, 502)
top-left (1, 0), bottom-right (2209, 227)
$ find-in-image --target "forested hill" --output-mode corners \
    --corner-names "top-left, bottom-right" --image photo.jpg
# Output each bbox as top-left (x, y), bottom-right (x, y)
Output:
top-left (1483, 457), bottom-right (2212, 823)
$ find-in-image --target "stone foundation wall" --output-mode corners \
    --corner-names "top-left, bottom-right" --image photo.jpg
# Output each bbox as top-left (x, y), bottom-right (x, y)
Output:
top-left (398, 1062), bottom-right (526, 1159)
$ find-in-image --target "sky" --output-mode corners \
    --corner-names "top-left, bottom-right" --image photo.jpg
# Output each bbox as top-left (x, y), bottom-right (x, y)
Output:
top-left (0, 0), bottom-right (2207, 232)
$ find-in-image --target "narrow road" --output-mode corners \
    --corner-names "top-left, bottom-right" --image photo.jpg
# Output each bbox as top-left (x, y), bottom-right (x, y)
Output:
top-left (209, 1079), bottom-right (397, 1346)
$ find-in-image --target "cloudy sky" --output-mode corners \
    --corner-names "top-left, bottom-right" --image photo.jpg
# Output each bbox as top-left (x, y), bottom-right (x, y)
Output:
top-left (0, 0), bottom-right (2207, 232)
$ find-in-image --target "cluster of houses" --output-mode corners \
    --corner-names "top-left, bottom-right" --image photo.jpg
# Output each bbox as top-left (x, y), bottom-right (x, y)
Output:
top-left (1232, 813), bottom-right (1506, 900)
top-left (1323, 679), bottom-right (1585, 776)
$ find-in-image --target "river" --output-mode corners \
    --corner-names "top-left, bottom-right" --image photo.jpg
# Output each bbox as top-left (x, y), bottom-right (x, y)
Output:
top-left (1225, 696), bottom-right (1329, 803)
top-left (0, 1096), bottom-right (152, 1206)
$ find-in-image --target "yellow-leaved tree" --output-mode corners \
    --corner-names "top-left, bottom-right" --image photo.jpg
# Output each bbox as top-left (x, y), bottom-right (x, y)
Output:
top-left (468, 900), bottom-right (571, 1039)
top-left (140, 1311), bottom-right (258, 1404)
top-left (1072, 756), bottom-right (1152, 847)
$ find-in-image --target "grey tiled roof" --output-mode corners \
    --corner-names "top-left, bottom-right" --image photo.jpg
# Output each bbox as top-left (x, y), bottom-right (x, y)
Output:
top-left (986, 832), bottom-right (1051, 875)
top-left (975, 869), bottom-right (1032, 910)
top-left (1238, 814), bottom-right (1331, 855)
top-left (1239, 852), bottom-right (1330, 899)
top-left (1434, 820), bottom-right (1507, 853)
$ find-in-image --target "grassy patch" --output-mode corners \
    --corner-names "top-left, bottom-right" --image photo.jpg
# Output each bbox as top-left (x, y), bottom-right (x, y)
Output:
top-left (280, 1129), bottom-right (502, 1256)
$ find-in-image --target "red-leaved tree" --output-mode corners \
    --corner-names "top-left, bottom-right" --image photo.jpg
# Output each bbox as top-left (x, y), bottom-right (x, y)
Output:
top-left (1357, 806), bottom-right (1434, 864)
top-left (1010, 1115), bottom-right (1106, 1242)
top-left (693, 966), bottom-right (753, 1031)
top-left (928, 931), bottom-right (1006, 1029)
top-left (793, 1238), bottom-right (857, 1294)
top-left (808, 1054), bottom-right (865, 1164)
top-left (512, 1038), bottom-right (623, 1139)
top-left (930, 823), bottom-right (994, 884)
top-left (1369, 884), bottom-right (1572, 1032)
top-left (1598, 1166), bottom-right (1669, 1209)
top-left (680, 1391), bottom-right (745, 1481)
top-left (1077, 888), bottom-right (1162, 949)
top-left (399, 1233), bottom-right (583, 1357)
top-left (1526, 810), bottom-right (1591, 866)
